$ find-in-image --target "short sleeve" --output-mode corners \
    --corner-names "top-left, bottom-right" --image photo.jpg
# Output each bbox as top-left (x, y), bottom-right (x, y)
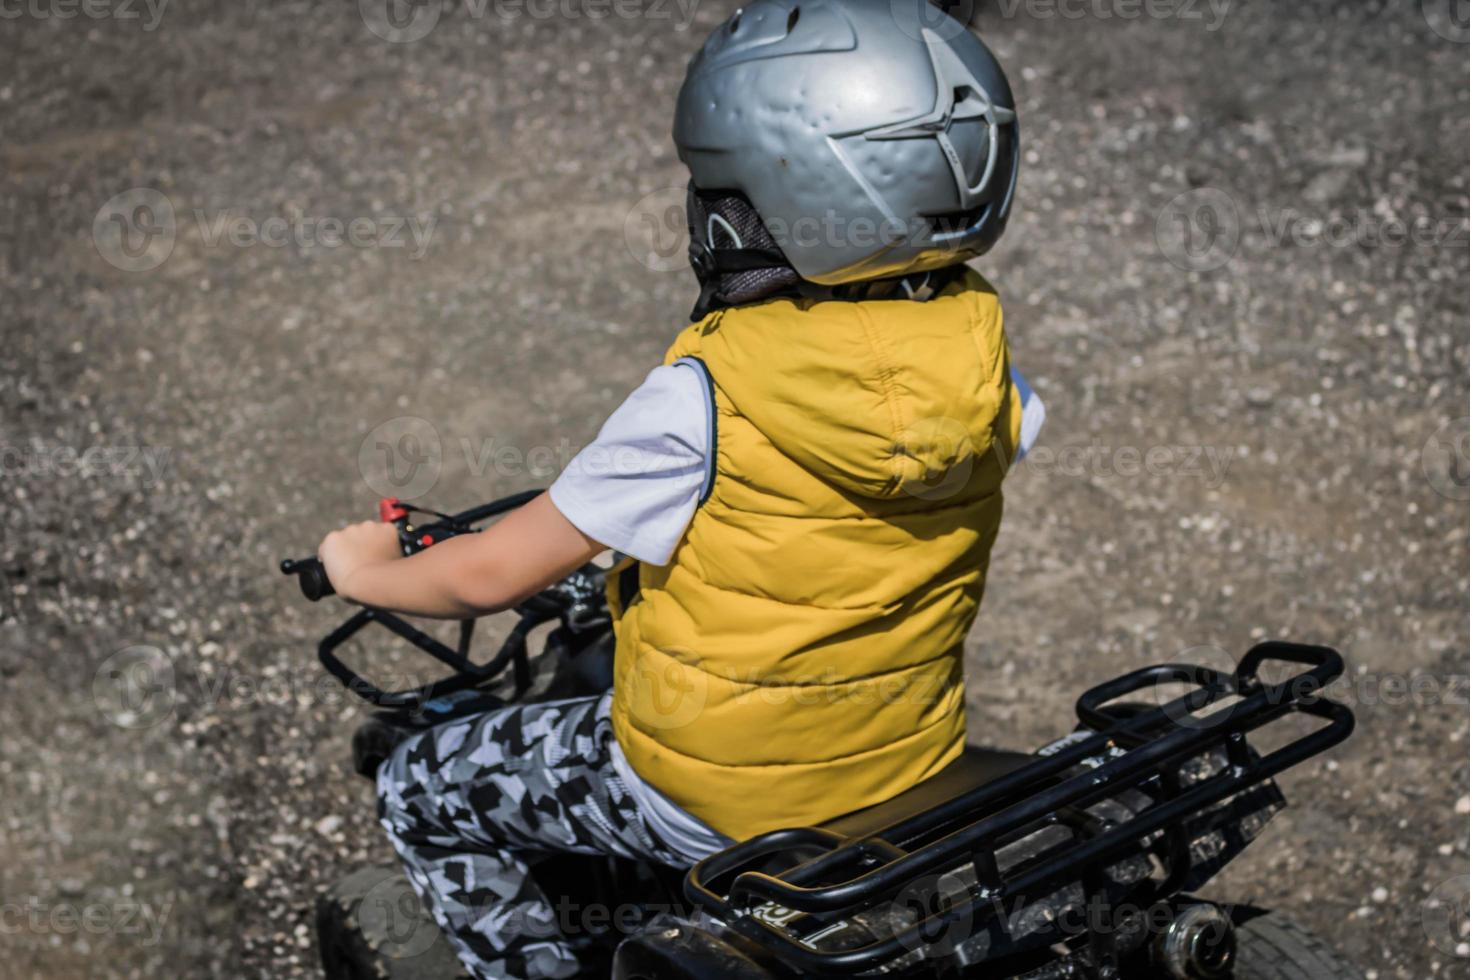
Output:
top-left (549, 363), bottom-right (713, 566)
top-left (1011, 366), bottom-right (1046, 463)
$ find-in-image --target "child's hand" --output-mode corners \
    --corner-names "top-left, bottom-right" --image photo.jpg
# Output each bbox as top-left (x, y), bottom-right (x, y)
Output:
top-left (318, 521), bottom-right (403, 603)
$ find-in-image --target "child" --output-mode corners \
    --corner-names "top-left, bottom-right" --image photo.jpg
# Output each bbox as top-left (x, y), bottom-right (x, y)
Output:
top-left (317, 2), bottom-right (1041, 976)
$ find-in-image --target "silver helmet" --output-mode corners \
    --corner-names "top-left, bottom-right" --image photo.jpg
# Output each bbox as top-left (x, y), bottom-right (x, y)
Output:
top-left (674, 0), bottom-right (1019, 288)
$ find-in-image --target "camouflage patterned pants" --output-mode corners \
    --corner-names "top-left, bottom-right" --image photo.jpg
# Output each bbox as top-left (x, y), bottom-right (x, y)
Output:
top-left (376, 694), bottom-right (689, 980)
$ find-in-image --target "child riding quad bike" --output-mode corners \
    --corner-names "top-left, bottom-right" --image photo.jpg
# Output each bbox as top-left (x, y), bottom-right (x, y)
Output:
top-left (283, 494), bottom-right (1363, 980)
top-left (284, 4), bottom-right (1363, 977)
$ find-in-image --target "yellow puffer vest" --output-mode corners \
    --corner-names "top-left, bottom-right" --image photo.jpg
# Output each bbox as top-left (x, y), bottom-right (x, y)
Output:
top-left (608, 269), bottom-right (1022, 841)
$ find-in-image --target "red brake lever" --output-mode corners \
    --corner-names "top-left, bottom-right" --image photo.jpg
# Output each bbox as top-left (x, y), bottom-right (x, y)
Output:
top-left (378, 497), bottom-right (410, 523)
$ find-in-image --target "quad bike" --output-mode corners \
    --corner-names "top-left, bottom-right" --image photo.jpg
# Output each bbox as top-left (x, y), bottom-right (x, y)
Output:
top-left (283, 492), bottom-right (1363, 980)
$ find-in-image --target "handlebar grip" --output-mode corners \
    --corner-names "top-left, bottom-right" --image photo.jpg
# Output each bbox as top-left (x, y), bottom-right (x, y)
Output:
top-left (281, 558), bottom-right (336, 602)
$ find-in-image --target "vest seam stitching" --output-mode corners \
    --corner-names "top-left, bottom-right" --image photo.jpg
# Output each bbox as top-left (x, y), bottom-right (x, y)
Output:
top-left (697, 490), bottom-right (1002, 521)
top-left (616, 704), bottom-right (965, 769)
top-left (637, 643), bottom-right (966, 687)
top-left (853, 303), bottom-right (909, 498)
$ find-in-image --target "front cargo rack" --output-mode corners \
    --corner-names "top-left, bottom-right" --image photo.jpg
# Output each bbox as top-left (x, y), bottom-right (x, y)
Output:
top-left (684, 642), bottom-right (1355, 976)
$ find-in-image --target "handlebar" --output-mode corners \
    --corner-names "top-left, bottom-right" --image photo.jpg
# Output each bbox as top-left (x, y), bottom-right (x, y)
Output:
top-left (279, 489), bottom-right (544, 603)
top-left (279, 490), bottom-right (610, 711)
top-left (280, 558), bottom-right (335, 601)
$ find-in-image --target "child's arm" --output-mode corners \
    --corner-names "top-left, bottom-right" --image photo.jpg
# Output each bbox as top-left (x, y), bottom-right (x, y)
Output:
top-left (316, 493), bottom-right (606, 620)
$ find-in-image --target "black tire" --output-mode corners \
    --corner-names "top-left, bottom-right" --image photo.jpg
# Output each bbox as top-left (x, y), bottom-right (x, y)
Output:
top-left (1231, 910), bottom-right (1363, 980)
top-left (317, 866), bottom-right (470, 980)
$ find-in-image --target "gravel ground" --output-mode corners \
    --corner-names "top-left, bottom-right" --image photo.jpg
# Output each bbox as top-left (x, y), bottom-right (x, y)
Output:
top-left (2, 1), bottom-right (1468, 978)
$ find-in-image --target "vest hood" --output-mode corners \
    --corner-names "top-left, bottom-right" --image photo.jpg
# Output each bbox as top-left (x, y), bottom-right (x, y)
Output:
top-left (689, 269), bottom-right (1008, 501)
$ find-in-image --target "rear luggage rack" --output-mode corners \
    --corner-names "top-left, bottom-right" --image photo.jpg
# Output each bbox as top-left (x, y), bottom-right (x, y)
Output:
top-left (684, 642), bottom-right (1355, 976)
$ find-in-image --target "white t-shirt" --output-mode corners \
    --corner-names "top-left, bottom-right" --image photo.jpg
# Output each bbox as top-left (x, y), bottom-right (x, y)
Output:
top-left (549, 361), bottom-right (1046, 860)
top-left (550, 362), bottom-right (1045, 565)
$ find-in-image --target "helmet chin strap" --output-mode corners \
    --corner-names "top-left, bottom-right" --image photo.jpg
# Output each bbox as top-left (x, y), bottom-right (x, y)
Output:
top-left (688, 240), bottom-right (793, 321)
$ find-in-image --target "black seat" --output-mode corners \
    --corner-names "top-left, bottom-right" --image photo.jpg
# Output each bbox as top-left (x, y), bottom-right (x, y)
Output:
top-left (819, 745), bottom-right (1033, 842)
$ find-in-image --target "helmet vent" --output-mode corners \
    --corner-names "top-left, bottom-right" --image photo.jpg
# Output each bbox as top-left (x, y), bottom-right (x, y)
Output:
top-left (929, 202), bottom-right (988, 237)
top-left (786, 7), bottom-right (801, 33)
top-left (729, 10), bottom-right (742, 33)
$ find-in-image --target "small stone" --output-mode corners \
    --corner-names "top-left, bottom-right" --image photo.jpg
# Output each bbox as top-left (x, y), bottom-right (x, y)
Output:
top-left (1244, 387), bottom-right (1275, 409)
top-left (1370, 886), bottom-right (1388, 903)
top-left (1455, 795), bottom-right (1470, 816)
top-left (314, 815), bottom-right (343, 837)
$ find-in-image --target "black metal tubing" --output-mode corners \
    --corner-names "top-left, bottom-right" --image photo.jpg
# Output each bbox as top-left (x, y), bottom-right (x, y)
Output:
top-left (683, 643), bottom-right (1354, 976)
top-left (317, 606), bottom-right (551, 709)
top-left (447, 489), bottom-right (543, 527)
